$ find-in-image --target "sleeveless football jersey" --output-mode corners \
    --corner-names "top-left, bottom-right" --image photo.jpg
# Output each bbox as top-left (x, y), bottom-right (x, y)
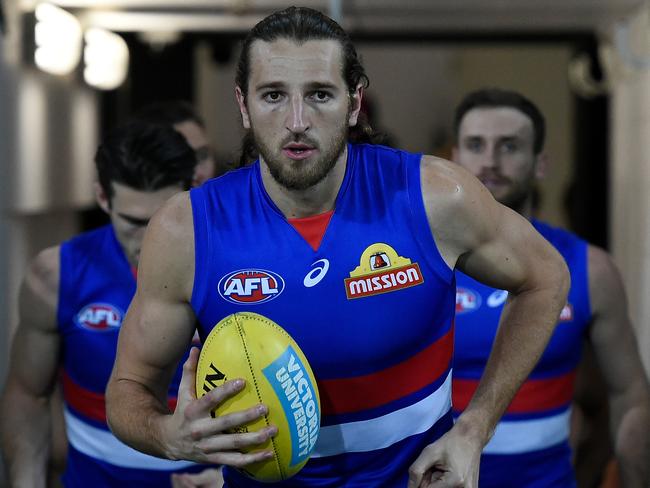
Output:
top-left (190, 144), bottom-right (456, 487)
top-left (453, 220), bottom-right (591, 488)
top-left (57, 225), bottom-right (200, 487)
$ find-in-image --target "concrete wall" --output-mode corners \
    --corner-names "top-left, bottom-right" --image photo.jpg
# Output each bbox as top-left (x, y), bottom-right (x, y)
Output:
top-left (609, 3), bottom-right (650, 375)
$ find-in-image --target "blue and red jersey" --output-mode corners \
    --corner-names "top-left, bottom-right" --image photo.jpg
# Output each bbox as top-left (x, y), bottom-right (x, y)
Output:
top-left (453, 220), bottom-right (591, 488)
top-left (57, 225), bottom-right (200, 487)
top-left (190, 143), bottom-right (457, 487)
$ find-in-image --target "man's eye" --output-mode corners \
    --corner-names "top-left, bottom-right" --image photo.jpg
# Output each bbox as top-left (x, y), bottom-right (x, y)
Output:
top-left (311, 91), bottom-right (331, 102)
top-left (501, 142), bottom-right (518, 153)
top-left (263, 92), bottom-right (283, 103)
top-left (466, 140), bottom-right (483, 152)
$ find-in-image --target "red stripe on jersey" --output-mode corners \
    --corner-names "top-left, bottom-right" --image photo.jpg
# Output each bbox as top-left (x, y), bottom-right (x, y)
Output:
top-left (62, 372), bottom-right (177, 423)
top-left (452, 370), bottom-right (576, 414)
top-left (317, 325), bottom-right (454, 416)
top-left (62, 371), bottom-right (106, 423)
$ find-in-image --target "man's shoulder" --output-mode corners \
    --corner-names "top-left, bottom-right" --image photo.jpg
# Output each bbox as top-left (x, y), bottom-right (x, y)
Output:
top-left (419, 155), bottom-right (490, 219)
top-left (63, 224), bottom-right (113, 249)
top-left (29, 245), bottom-right (61, 285)
top-left (586, 244), bottom-right (619, 288)
top-left (21, 245), bottom-right (61, 329)
top-left (150, 191), bottom-right (193, 239)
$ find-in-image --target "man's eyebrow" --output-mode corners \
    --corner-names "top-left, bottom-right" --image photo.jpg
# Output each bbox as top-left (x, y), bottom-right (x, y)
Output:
top-left (254, 81), bottom-right (340, 91)
top-left (497, 135), bottom-right (522, 143)
top-left (305, 82), bottom-right (338, 91)
top-left (117, 213), bottom-right (150, 226)
top-left (254, 81), bottom-right (285, 91)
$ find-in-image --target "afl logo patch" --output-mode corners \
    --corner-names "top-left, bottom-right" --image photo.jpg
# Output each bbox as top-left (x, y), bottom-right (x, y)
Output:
top-left (456, 288), bottom-right (481, 314)
top-left (218, 269), bottom-right (285, 305)
top-left (75, 304), bottom-right (122, 331)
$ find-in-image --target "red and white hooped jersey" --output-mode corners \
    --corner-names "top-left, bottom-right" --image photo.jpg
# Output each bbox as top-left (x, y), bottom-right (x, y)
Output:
top-left (57, 225), bottom-right (201, 486)
top-left (453, 220), bottom-right (591, 488)
top-left (190, 144), bottom-right (457, 487)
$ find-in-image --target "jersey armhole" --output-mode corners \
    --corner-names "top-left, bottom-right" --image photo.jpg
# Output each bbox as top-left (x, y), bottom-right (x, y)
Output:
top-left (189, 187), bottom-right (210, 319)
top-left (405, 155), bottom-right (454, 284)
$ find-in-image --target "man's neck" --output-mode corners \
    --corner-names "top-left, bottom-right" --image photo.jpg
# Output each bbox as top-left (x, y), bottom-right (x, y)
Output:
top-left (260, 146), bottom-right (348, 219)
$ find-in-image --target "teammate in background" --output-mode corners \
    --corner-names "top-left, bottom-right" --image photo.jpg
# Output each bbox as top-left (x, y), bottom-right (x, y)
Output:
top-left (451, 88), bottom-right (650, 487)
top-left (134, 100), bottom-right (219, 185)
top-left (0, 121), bottom-right (208, 487)
top-left (106, 8), bottom-right (570, 487)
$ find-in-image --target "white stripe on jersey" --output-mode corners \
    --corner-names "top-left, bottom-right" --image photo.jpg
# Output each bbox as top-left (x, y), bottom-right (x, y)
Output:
top-left (65, 408), bottom-right (197, 470)
top-left (312, 370), bottom-right (452, 457)
top-left (483, 408), bottom-right (571, 454)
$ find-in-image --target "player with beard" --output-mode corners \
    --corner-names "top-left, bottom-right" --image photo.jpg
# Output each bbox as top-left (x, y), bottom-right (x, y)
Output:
top-left (106, 8), bottom-right (570, 487)
top-left (451, 88), bottom-right (650, 487)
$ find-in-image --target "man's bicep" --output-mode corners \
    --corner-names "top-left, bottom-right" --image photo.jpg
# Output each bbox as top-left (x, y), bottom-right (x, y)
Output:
top-left (112, 193), bottom-right (197, 394)
top-left (7, 249), bottom-right (61, 398)
top-left (457, 204), bottom-right (559, 294)
top-left (114, 292), bottom-right (196, 391)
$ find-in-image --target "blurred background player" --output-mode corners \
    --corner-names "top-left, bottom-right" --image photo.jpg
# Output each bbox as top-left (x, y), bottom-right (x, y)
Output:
top-left (451, 87), bottom-right (650, 488)
top-left (134, 100), bottom-right (220, 185)
top-left (0, 121), bottom-right (209, 487)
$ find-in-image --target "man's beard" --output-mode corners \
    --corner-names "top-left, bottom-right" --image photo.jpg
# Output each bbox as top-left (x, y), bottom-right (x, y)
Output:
top-left (478, 168), bottom-right (534, 214)
top-left (251, 120), bottom-right (349, 191)
top-left (499, 187), bottom-right (530, 213)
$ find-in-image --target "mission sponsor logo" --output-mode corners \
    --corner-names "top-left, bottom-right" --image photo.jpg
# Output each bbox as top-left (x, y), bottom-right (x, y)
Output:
top-left (75, 303), bottom-right (122, 331)
top-left (218, 269), bottom-right (285, 305)
top-left (345, 243), bottom-right (424, 299)
top-left (455, 288), bottom-right (481, 314)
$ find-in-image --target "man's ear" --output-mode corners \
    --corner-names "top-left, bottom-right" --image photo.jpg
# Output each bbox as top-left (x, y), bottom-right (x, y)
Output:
top-left (235, 86), bottom-right (251, 129)
top-left (348, 84), bottom-right (364, 127)
top-left (94, 182), bottom-right (111, 214)
top-left (535, 152), bottom-right (549, 180)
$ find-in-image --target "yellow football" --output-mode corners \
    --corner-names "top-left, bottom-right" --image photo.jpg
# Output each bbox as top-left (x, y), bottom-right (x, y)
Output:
top-left (195, 312), bottom-right (320, 482)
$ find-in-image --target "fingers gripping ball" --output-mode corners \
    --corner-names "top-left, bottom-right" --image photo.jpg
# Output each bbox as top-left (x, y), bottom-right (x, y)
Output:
top-left (195, 312), bottom-right (321, 482)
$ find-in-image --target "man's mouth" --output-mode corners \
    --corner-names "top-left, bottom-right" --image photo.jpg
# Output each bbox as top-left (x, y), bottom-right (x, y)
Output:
top-left (478, 173), bottom-right (509, 188)
top-left (283, 143), bottom-right (316, 160)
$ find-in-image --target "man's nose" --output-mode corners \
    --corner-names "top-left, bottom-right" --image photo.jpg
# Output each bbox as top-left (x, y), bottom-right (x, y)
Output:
top-left (480, 145), bottom-right (500, 170)
top-left (286, 95), bottom-right (309, 134)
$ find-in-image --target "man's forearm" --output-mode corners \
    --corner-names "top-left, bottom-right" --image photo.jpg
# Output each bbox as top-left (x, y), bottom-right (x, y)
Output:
top-left (459, 282), bottom-right (568, 443)
top-left (106, 377), bottom-right (174, 459)
top-left (612, 398), bottom-right (650, 487)
top-left (0, 390), bottom-right (52, 488)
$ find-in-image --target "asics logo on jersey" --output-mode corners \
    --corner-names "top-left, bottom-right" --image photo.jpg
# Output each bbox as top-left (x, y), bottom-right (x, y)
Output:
top-left (218, 269), bottom-right (285, 304)
top-left (455, 288), bottom-right (481, 314)
top-left (76, 303), bottom-right (122, 331)
top-left (303, 259), bottom-right (330, 288)
top-left (487, 289), bottom-right (508, 308)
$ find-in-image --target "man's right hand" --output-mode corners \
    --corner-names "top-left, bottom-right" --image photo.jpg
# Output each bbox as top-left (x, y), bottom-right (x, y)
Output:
top-left (161, 347), bottom-right (278, 466)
